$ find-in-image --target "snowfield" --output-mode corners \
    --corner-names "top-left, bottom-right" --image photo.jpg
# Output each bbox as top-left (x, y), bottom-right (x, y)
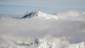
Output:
top-left (0, 10), bottom-right (85, 48)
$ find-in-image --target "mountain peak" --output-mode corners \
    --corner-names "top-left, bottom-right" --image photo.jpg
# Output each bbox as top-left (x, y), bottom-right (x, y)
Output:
top-left (37, 11), bottom-right (42, 13)
top-left (36, 11), bottom-right (46, 16)
top-left (22, 11), bottom-right (44, 18)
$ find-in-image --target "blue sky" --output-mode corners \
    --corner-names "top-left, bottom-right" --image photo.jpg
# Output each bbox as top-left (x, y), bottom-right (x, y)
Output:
top-left (0, 0), bottom-right (85, 15)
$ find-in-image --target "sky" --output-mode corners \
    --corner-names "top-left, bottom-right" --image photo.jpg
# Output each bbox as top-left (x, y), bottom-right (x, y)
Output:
top-left (0, 0), bottom-right (85, 15)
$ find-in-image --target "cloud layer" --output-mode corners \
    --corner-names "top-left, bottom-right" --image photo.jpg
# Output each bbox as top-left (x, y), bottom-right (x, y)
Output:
top-left (0, 10), bottom-right (85, 47)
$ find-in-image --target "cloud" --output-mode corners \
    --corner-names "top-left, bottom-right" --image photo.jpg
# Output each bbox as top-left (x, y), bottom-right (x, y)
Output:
top-left (0, 10), bottom-right (85, 47)
top-left (57, 10), bottom-right (80, 17)
top-left (55, 10), bottom-right (85, 21)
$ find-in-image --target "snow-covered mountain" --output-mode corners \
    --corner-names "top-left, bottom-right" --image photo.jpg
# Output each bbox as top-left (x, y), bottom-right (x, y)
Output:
top-left (22, 11), bottom-right (58, 20)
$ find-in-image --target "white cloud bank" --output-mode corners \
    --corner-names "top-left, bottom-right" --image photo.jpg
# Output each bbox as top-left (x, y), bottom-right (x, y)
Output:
top-left (0, 10), bottom-right (85, 48)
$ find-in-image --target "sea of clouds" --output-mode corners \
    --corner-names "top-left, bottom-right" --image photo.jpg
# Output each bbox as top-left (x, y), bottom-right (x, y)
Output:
top-left (0, 10), bottom-right (85, 48)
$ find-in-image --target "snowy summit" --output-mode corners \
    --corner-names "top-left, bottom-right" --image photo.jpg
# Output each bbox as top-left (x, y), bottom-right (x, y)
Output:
top-left (22, 11), bottom-right (58, 19)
